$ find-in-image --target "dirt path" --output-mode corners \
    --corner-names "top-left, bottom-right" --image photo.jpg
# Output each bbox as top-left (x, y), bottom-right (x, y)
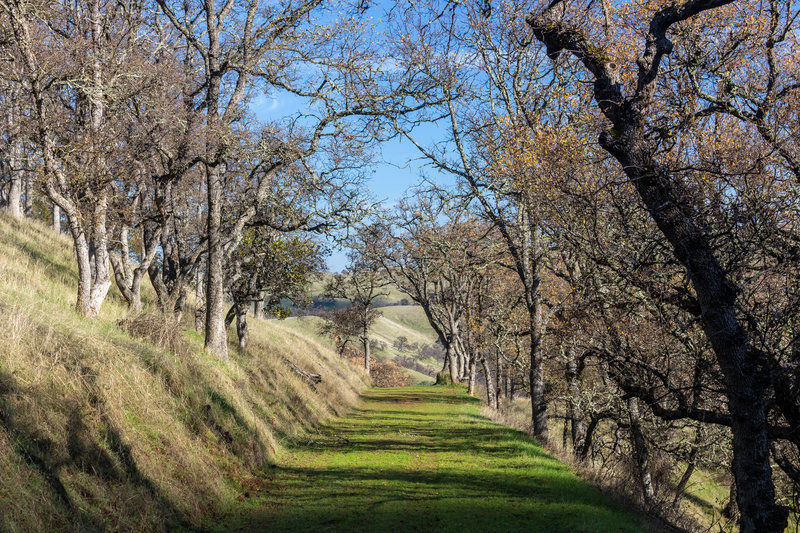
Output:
top-left (211, 386), bottom-right (643, 532)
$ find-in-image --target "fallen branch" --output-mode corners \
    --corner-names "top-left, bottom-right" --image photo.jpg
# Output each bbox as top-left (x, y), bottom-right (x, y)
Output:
top-left (283, 357), bottom-right (322, 390)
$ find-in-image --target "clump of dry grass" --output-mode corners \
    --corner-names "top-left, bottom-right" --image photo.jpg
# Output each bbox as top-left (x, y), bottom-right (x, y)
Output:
top-left (0, 214), bottom-right (369, 532)
top-left (117, 312), bottom-right (193, 357)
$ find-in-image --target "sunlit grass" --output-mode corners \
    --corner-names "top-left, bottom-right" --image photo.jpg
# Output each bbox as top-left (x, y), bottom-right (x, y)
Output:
top-left (214, 386), bottom-right (644, 532)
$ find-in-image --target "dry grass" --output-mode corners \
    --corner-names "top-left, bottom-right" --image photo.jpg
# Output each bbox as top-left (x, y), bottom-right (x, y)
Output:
top-left (0, 214), bottom-right (368, 532)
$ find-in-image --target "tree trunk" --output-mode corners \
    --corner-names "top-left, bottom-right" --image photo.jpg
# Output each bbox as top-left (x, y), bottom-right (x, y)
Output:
top-left (86, 196), bottom-right (112, 317)
top-left (529, 317), bottom-right (548, 443)
top-left (481, 357), bottom-right (498, 409)
top-left (7, 174), bottom-right (22, 218)
top-left (467, 355), bottom-right (477, 396)
top-left (363, 335), bottom-right (371, 375)
top-left (52, 203), bottom-right (61, 233)
top-left (73, 226), bottom-right (93, 316)
top-left (446, 343), bottom-right (458, 383)
top-left (24, 176), bottom-right (33, 217)
top-left (724, 475), bottom-right (740, 523)
top-left (120, 224), bottom-right (133, 282)
top-left (5, 105), bottom-right (22, 219)
top-left (627, 397), bottom-right (655, 509)
top-left (174, 284), bottom-right (188, 322)
top-left (195, 258), bottom-right (205, 333)
top-left (566, 347), bottom-right (587, 456)
top-left (580, 416), bottom-right (599, 460)
top-left (82, 0), bottom-right (111, 319)
top-left (459, 348), bottom-right (468, 381)
top-left (236, 302), bottom-right (249, 350)
top-left (495, 354), bottom-right (503, 402)
top-left (204, 162), bottom-right (228, 360)
top-left (672, 446), bottom-right (698, 512)
top-left (6, 159), bottom-right (22, 219)
top-left (254, 298), bottom-right (263, 319)
top-left (202, 16), bottom-right (228, 360)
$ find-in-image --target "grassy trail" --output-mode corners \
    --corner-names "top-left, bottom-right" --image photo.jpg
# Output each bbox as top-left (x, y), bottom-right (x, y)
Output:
top-left (213, 386), bottom-right (644, 532)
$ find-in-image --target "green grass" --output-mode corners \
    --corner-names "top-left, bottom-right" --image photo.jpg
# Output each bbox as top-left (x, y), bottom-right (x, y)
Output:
top-left (680, 467), bottom-right (731, 529)
top-left (402, 367), bottom-right (436, 386)
top-left (213, 386), bottom-right (644, 533)
top-left (379, 305), bottom-right (435, 336)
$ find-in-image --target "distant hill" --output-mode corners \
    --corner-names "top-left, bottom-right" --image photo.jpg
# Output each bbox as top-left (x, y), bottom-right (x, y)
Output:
top-left (276, 306), bottom-right (441, 385)
top-left (295, 274), bottom-right (442, 383)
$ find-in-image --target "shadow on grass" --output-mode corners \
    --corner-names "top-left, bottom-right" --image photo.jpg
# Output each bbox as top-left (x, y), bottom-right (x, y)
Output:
top-left (214, 387), bottom-right (644, 533)
top-left (0, 367), bottom-right (187, 531)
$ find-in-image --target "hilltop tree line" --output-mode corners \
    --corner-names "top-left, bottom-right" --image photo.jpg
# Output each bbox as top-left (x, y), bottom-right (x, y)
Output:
top-left (1, 0), bottom-right (799, 531)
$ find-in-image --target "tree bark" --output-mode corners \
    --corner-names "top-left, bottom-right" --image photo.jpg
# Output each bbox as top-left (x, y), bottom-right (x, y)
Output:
top-left (204, 163), bottom-right (228, 360)
top-left (86, 196), bottom-right (112, 317)
top-left (672, 445), bottom-right (698, 512)
top-left (481, 357), bottom-right (498, 409)
top-left (529, 312), bottom-right (548, 443)
top-left (5, 99), bottom-right (22, 219)
top-left (467, 355), bottom-right (477, 396)
top-left (236, 302), bottom-right (249, 350)
top-left (195, 258), bottom-right (205, 333)
top-left (7, 173), bottom-right (22, 218)
top-left (627, 397), bottom-right (655, 508)
top-left (446, 343), bottom-right (458, 383)
top-left (73, 225), bottom-right (93, 315)
top-left (363, 335), bottom-right (371, 375)
top-left (201, 5), bottom-right (228, 360)
top-left (52, 203), bottom-right (60, 233)
top-left (81, 0), bottom-right (111, 318)
top-left (724, 475), bottom-right (740, 523)
top-left (495, 354), bottom-right (503, 402)
top-left (459, 347), bottom-right (468, 381)
top-left (120, 225), bottom-right (133, 282)
top-left (24, 176), bottom-right (33, 217)
top-left (566, 347), bottom-right (587, 456)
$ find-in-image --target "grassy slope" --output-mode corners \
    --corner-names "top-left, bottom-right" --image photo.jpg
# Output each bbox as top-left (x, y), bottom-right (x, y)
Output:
top-left (215, 386), bottom-right (645, 533)
top-left (374, 305), bottom-right (436, 346)
top-left (280, 309), bottom-right (439, 383)
top-left (0, 215), bottom-right (368, 532)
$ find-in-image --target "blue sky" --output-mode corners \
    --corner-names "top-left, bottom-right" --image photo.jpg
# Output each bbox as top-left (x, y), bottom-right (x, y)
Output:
top-left (250, 93), bottom-right (453, 272)
top-left (245, 0), bottom-right (466, 271)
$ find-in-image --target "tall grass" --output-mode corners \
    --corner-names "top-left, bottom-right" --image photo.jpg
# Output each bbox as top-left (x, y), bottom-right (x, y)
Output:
top-left (0, 214), bottom-right (368, 532)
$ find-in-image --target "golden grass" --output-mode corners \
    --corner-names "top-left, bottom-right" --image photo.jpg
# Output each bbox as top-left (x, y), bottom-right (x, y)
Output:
top-left (0, 214), bottom-right (368, 532)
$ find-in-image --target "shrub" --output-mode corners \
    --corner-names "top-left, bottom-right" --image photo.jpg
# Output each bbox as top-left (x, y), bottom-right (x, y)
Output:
top-left (117, 312), bottom-right (193, 357)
